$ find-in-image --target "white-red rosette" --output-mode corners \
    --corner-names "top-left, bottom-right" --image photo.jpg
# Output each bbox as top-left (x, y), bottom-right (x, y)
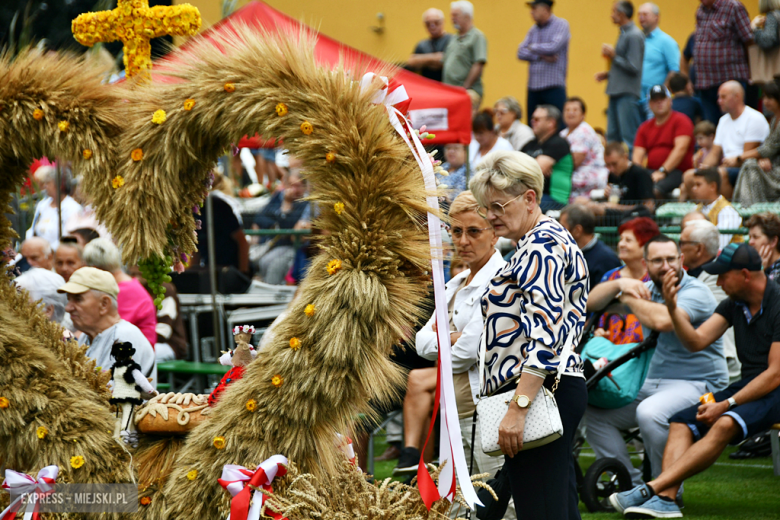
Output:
top-left (1, 466), bottom-right (59, 520)
top-left (217, 455), bottom-right (288, 520)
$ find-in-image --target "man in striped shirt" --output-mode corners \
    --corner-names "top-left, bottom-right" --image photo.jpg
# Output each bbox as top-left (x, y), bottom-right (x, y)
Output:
top-left (516, 0), bottom-right (570, 126)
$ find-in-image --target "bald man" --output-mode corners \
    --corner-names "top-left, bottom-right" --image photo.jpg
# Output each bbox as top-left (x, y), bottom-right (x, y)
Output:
top-left (20, 237), bottom-right (53, 271)
top-left (407, 8), bottom-right (452, 83)
top-left (682, 81), bottom-right (769, 200)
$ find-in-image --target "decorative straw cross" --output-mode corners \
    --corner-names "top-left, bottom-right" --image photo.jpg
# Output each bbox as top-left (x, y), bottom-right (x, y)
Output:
top-left (72, 0), bottom-right (201, 79)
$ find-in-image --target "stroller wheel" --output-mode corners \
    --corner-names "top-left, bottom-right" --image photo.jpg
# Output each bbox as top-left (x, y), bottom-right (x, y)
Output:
top-left (581, 457), bottom-right (633, 513)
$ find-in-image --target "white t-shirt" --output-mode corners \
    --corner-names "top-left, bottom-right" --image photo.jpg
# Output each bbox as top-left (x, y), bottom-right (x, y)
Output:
top-left (713, 106), bottom-right (770, 159)
top-left (469, 136), bottom-right (515, 170)
top-left (26, 196), bottom-right (83, 250)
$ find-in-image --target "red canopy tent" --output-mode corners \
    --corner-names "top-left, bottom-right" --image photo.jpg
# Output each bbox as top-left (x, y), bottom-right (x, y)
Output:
top-left (160, 0), bottom-right (471, 146)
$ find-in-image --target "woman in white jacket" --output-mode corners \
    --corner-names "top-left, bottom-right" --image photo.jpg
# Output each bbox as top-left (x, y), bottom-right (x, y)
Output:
top-left (393, 191), bottom-right (511, 516)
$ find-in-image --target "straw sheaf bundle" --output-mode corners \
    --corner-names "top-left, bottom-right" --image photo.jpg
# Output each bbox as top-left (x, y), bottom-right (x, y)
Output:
top-left (0, 277), bottom-right (130, 491)
top-left (0, 49), bottom-right (126, 254)
top-left (105, 26), bottom-right (436, 520)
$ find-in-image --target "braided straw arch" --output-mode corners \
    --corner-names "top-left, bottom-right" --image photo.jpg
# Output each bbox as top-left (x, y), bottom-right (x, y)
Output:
top-left (108, 26), bottom-right (438, 519)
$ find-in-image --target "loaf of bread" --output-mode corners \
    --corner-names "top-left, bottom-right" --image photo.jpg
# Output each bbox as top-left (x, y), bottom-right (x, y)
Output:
top-left (135, 393), bottom-right (212, 435)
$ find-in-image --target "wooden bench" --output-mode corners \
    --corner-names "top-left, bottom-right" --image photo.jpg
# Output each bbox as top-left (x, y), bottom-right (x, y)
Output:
top-left (772, 424), bottom-right (780, 477)
top-left (157, 361), bottom-right (230, 394)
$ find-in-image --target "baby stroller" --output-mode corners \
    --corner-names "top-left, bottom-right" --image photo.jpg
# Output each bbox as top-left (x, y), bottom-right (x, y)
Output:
top-left (574, 312), bottom-right (659, 513)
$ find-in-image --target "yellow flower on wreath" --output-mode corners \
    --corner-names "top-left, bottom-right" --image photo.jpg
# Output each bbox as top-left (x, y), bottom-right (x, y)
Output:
top-left (289, 337), bottom-right (301, 351)
top-left (213, 436), bottom-right (226, 449)
top-left (112, 176), bottom-right (125, 189)
top-left (326, 259), bottom-right (342, 275)
top-left (151, 109), bottom-right (167, 125)
top-left (0, 396), bottom-right (9, 408)
top-left (326, 152), bottom-right (337, 164)
top-left (300, 121), bottom-right (313, 135)
top-left (37, 426), bottom-right (47, 439)
top-left (33, 109), bottom-right (44, 121)
top-left (304, 304), bottom-right (315, 317)
top-left (224, 83), bottom-right (236, 93)
top-left (271, 375), bottom-right (284, 387)
top-left (245, 399), bottom-right (257, 412)
top-left (184, 99), bottom-right (196, 111)
top-left (131, 148), bottom-right (144, 162)
top-left (70, 455), bottom-right (85, 469)
top-left (83, 149), bottom-right (93, 160)
top-left (275, 103), bottom-right (288, 117)
top-left (58, 121), bottom-right (70, 132)
top-left (186, 469), bottom-right (198, 481)
top-left (333, 202), bottom-right (345, 215)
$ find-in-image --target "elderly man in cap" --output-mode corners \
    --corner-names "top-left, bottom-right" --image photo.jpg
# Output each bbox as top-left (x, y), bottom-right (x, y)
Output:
top-left (59, 266), bottom-right (156, 386)
top-left (632, 84), bottom-right (694, 199)
top-left (610, 243), bottom-right (780, 518)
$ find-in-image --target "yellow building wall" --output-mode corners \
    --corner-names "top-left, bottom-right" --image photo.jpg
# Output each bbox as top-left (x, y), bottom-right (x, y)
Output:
top-left (176, 0), bottom-right (760, 130)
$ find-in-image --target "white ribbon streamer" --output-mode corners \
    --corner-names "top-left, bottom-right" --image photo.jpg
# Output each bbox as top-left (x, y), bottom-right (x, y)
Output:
top-left (1, 466), bottom-right (59, 520)
top-left (219, 455), bottom-right (288, 520)
top-left (361, 73), bottom-right (480, 509)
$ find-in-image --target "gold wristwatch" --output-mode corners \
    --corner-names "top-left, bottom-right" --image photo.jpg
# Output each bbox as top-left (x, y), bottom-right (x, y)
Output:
top-left (508, 394), bottom-right (531, 409)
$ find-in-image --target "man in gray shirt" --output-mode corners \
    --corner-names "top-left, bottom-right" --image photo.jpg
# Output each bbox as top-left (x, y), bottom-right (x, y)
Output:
top-left (596, 1), bottom-right (644, 153)
top-left (59, 267), bottom-right (157, 387)
top-left (443, 1), bottom-right (487, 110)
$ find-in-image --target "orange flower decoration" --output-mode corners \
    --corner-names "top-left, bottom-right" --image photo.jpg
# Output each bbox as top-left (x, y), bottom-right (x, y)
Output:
top-left (300, 121), bottom-right (313, 135)
top-left (82, 149), bottom-right (93, 160)
top-left (224, 83), bottom-right (236, 93)
top-left (112, 176), bottom-right (125, 189)
top-left (58, 121), bottom-right (70, 132)
top-left (275, 103), bottom-right (288, 116)
top-left (33, 109), bottom-right (44, 120)
top-left (131, 148), bottom-right (144, 162)
top-left (326, 259), bottom-right (342, 275)
top-left (213, 436), bottom-right (226, 449)
top-left (0, 396), bottom-right (9, 408)
top-left (184, 99), bottom-right (196, 111)
top-left (289, 337), bottom-right (301, 351)
top-left (271, 375), bottom-right (283, 387)
top-left (140, 496), bottom-right (152, 506)
top-left (325, 152), bottom-right (336, 163)
top-left (246, 399), bottom-right (257, 412)
top-left (304, 304), bottom-right (315, 317)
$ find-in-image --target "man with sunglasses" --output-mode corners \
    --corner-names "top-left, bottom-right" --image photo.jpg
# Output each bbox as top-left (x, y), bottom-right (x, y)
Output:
top-left (586, 234), bottom-right (727, 493)
top-left (407, 8), bottom-right (452, 83)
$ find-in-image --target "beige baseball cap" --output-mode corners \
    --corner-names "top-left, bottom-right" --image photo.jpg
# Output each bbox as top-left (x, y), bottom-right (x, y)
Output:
top-left (58, 267), bottom-right (119, 299)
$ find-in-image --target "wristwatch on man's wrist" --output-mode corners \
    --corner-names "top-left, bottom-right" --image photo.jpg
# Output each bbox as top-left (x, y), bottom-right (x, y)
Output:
top-left (727, 397), bottom-right (738, 410)
top-left (658, 166), bottom-right (667, 174)
top-left (508, 394), bottom-right (531, 409)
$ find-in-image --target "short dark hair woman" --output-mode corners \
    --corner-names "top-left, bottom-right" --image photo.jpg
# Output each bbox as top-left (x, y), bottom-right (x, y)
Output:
top-left (469, 149), bottom-right (589, 519)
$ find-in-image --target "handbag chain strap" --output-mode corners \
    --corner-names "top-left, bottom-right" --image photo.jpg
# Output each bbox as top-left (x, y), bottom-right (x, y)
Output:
top-left (478, 318), bottom-right (577, 399)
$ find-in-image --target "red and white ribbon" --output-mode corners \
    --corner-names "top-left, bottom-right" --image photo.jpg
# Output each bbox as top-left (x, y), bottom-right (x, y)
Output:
top-left (217, 455), bottom-right (288, 520)
top-left (335, 433), bottom-right (357, 467)
top-left (1, 466), bottom-right (58, 520)
top-left (360, 73), bottom-right (480, 510)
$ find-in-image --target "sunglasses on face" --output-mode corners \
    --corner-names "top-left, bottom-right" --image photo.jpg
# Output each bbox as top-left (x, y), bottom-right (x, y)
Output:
top-left (449, 226), bottom-right (491, 239)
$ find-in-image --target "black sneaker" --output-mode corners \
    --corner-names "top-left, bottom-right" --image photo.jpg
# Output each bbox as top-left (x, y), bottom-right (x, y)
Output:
top-left (392, 447), bottom-right (421, 475)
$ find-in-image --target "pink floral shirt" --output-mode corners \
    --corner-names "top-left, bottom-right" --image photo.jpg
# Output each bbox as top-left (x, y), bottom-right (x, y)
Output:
top-left (560, 122), bottom-right (609, 200)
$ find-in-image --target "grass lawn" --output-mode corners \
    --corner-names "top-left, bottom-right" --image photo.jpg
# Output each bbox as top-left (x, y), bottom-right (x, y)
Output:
top-left (370, 436), bottom-right (780, 519)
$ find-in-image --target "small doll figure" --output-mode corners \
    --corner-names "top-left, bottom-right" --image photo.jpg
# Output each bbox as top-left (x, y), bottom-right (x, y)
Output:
top-left (110, 341), bottom-right (158, 439)
top-left (208, 325), bottom-right (256, 406)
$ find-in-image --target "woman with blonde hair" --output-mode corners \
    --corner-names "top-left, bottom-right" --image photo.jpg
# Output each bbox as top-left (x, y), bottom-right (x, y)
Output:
top-left (470, 150), bottom-right (588, 519)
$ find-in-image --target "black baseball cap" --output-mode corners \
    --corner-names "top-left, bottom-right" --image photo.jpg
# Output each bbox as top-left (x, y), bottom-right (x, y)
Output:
top-left (649, 84), bottom-right (671, 100)
top-left (527, 0), bottom-right (554, 6)
top-left (702, 243), bottom-right (763, 275)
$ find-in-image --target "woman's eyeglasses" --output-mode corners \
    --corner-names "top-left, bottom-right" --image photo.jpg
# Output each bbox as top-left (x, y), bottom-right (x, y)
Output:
top-left (477, 193), bottom-right (524, 218)
top-left (449, 226), bottom-right (492, 239)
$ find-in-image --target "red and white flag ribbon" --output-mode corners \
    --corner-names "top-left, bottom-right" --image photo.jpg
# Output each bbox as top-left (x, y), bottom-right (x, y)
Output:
top-left (335, 433), bottom-right (357, 467)
top-left (1, 466), bottom-right (58, 520)
top-left (217, 455), bottom-right (288, 520)
top-left (360, 72), bottom-right (480, 511)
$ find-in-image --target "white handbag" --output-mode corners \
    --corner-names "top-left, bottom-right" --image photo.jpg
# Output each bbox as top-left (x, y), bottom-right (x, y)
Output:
top-left (475, 331), bottom-right (574, 456)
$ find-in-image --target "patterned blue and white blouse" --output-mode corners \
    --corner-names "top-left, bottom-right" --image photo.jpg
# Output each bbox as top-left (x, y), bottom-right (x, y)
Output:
top-left (480, 218), bottom-right (588, 395)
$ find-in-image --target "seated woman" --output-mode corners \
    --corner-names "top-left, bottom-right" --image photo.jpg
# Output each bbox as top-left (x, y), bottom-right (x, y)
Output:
top-left (588, 217), bottom-right (660, 345)
top-left (560, 97), bottom-right (609, 201)
top-left (468, 110), bottom-right (514, 170)
top-left (437, 144), bottom-right (469, 204)
top-left (494, 96), bottom-right (534, 151)
top-left (26, 164), bottom-right (82, 250)
top-left (253, 168), bottom-right (308, 285)
top-left (393, 192), bottom-right (508, 508)
top-left (734, 81), bottom-right (780, 206)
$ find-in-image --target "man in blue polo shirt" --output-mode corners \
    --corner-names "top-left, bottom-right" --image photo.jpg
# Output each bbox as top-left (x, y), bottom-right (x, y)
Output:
top-left (637, 3), bottom-right (679, 119)
top-left (611, 243), bottom-right (780, 518)
top-left (586, 235), bottom-right (727, 489)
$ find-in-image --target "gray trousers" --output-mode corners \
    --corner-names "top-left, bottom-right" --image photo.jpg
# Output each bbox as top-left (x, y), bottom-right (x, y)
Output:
top-left (586, 378), bottom-right (707, 486)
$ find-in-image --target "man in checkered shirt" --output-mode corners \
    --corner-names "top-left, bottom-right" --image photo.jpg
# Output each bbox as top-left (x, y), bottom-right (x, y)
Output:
top-left (693, 0), bottom-right (754, 124)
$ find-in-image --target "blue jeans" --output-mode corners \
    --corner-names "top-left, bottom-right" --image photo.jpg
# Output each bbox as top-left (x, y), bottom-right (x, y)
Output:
top-left (607, 94), bottom-right (642, 154)
top-left (527, 86), bottom-right (567, 129)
